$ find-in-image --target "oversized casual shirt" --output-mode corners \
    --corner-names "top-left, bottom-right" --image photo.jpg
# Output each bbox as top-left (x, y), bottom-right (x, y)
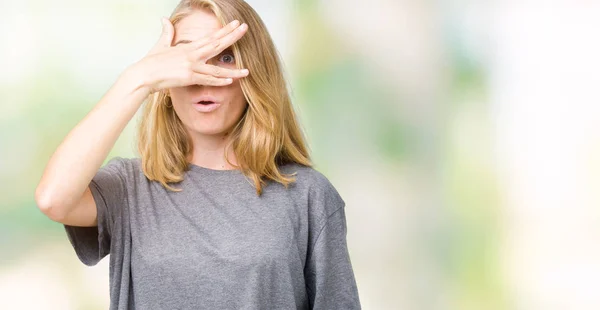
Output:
top-left (64, 157), bottom-right (361, 309)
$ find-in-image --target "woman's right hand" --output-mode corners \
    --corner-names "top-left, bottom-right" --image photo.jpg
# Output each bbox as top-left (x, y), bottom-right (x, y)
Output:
top-left (130, 17), bottom-right (249, 96)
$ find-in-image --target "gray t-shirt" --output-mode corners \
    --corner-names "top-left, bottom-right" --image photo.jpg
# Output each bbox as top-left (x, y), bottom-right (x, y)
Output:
top-left (64, 157), bottom-right (361, 309)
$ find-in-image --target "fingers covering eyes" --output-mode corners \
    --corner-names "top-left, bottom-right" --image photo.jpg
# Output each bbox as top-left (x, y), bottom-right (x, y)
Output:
top-left (189, 22), bottom-right (248, 61)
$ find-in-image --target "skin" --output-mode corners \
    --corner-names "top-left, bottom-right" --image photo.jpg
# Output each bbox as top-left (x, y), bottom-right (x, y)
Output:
top-left (169, 9), bottom-right (248, 170)
top-left (35, 14), bottom-right (249, 223)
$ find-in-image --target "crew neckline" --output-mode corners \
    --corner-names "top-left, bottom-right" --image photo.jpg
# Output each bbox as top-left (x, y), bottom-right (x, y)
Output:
top-left (187, 162), bottom-right (243, 175)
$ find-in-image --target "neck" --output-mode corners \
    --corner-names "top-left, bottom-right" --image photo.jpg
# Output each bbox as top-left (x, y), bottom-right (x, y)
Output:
top-left (186, 131), bottom-right (238, 170)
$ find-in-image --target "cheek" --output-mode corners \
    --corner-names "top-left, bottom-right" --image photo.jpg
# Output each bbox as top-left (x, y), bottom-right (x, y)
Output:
top-left (169, 87), bottom-right (186, 103)
top-left (223, 82), bottom-right (246, 109)
top-left (168, 89), bottom-right (191, 122)
top-left (230, 90), bottom-right (247, 115)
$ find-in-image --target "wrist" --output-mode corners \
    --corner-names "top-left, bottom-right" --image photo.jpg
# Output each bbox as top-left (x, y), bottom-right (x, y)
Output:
top-left (119, 62), bottom-right (151, 98)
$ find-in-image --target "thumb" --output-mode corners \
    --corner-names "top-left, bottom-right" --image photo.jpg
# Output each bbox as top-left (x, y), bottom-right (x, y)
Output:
top-left (149, 17), bottom-right (174, 54)
top-left (159, 17), bottom-right (175, 47)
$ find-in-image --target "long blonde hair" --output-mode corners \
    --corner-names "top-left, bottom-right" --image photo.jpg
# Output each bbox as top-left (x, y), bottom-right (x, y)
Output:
top-left (136, 0), bottom-right (311, 195)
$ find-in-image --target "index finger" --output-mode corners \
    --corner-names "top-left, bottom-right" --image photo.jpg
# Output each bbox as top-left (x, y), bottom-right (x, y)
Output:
top-left (192, 22), bottom-right (248, 61)
top-left (185, 19), bottom-right (241, 51)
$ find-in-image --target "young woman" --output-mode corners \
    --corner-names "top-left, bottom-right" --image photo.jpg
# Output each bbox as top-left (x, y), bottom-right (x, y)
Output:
top-left (35, 0), bottom-right (361, 309)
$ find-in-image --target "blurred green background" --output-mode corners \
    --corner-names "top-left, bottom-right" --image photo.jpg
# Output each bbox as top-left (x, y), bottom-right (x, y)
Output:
top-left (2, 0), bottom-right (600, 309)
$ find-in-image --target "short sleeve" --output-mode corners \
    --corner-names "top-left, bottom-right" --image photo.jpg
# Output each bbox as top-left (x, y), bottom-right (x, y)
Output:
top-left (63, 156), bottom-right (128, 266)
top-left (305, 205), bottom-right (362, 309)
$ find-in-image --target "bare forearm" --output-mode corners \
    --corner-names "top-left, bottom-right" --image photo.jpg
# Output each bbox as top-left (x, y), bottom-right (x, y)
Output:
top-left (35, 17), bottom-right (249, 219)
top-left (35, 66), bottom-right (148, 217)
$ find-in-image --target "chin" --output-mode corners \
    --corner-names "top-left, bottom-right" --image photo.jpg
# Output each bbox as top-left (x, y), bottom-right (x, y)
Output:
top-left (191, 123), bottom-right (233, 136)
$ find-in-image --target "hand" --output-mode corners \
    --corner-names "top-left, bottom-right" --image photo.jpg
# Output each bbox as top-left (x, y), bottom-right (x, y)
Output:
top-left (130, 17), bottom-right (249, 95)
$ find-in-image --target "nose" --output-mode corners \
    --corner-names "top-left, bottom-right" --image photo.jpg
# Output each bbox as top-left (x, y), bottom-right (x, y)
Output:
top-left (190, 84), bottom-right (213, 91)
top-left (192, 57), bottom-right (224, 89)
top-left (206, 56), bottom-right (219, 66)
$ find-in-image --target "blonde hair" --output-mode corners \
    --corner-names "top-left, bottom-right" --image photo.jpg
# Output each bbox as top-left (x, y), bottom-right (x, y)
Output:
top-left (136, 0), bottom-right (312, 195)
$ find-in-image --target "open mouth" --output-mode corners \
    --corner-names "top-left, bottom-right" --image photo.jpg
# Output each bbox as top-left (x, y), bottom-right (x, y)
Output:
top-left (197, 101), bottom-right (215, 105)
top-left (193, 100), bottom-right (221, 112)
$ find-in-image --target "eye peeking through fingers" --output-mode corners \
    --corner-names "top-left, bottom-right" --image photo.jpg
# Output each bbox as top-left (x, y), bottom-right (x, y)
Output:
top-left (218, 49), bottom-right (235, 65)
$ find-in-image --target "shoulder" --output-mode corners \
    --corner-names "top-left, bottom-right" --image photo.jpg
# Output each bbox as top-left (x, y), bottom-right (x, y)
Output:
top-left (279, 163), bottom-right (345, 215)
top-left (102, 156), bottom-right (139, 170)
top-left (279, 163), bottom-right (334, 189)
top-left (100, 156), bottom-right (143, 180)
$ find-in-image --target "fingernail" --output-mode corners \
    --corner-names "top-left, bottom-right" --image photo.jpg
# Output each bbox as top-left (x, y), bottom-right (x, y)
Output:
top-left (232, 20), bottom-right (240, 26)
top-left (226, 78), bottom-right (233, 83)
top-left (241, 69), bottom-right (249, 75)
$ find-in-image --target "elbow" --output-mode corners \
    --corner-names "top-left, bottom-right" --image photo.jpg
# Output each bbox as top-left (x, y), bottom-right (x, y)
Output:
top-left (35, 185), bottom-right (67, 222)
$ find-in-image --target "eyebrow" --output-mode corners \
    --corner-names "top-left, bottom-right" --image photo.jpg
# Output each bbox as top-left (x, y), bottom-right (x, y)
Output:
top-left (174, 39), bottom-right (192, 46)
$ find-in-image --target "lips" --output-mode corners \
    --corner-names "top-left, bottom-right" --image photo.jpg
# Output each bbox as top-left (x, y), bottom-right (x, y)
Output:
top-left (193, 95), bottom-right (219, 105)
top-left (193, 96), bottom-right (222, 113)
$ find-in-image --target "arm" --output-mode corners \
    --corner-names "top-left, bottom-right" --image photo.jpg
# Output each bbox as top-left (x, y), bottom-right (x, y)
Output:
top-left (305, 207), bottom-right (362, 309)
top-left (34, 18), bottom-right (249, 225)
top-left (34, 69), bottom-right (148, 223)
